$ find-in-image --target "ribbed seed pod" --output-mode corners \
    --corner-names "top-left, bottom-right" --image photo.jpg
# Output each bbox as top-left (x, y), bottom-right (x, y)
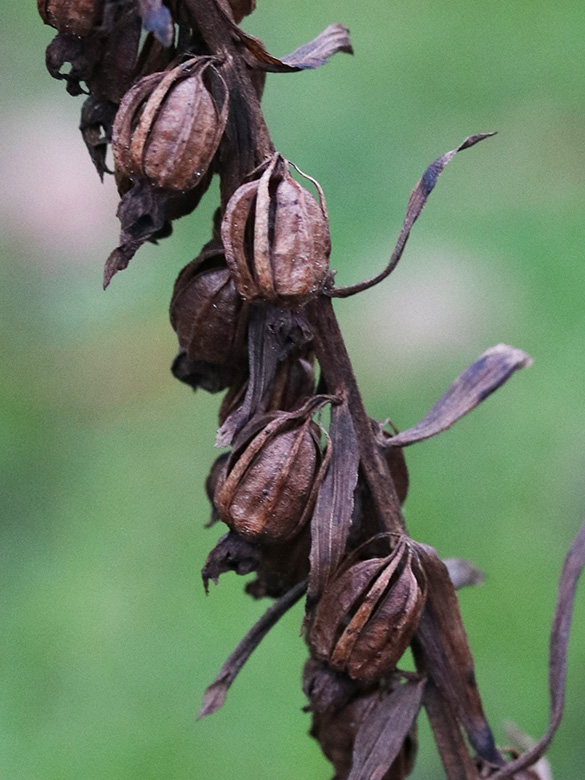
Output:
top-left (112, 58), bottom-right (228, 191)
top-left (170, 241), bottom-right (245, 366)
top-left (309, 538), bottom-right (427, 681)
top-left (222, 153), bottom-right (330, 303)
top-left (215, 413), bottom-right (323, 542)
top-left (37, 0), bottom-right (103, 35)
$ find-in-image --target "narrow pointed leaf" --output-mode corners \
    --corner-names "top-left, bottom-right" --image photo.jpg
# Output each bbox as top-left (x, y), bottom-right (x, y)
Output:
top-left (332, 134), bottom-right (496, 298)
top-left (229, 23), bottom-right (353, 72)
top-left (308, 394), bottom-right (359, 602)
top-left (198, 579), bottom-right (306, 718)
top-left (413, 542), bottom-right (503, 766)
top-left (347, 678), bottom-right (425, 780)
top-left (422, 676), bottom-right (480, 780)
top-left (385, 345), bottom-right (532, 447)
top-left (489, 517), bottom-right (585, 778)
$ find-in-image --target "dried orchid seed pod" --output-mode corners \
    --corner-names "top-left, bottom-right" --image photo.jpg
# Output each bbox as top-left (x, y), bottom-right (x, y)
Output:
top-left (309, 537), bottom-right (427, 681)
top-left (245, 522), bottom-right (312, 599)
top-left (170, 242), bottom-right (246, 366)
top-left (38, 0), bottom-right (103, 36)
top-left (215, 412), bottom-right (323, 542)
top-left (222, 153), bottom-right (331, 303)
top-left (112, 58), bottom-right (228, 191)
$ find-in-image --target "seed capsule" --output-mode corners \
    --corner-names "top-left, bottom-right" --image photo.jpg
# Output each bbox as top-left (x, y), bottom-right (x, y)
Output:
top-left (222, 153), bottom-right (330, 303)
top-left (112, 58), bottom-right (228, 191)
top-left (38, 0), bottom-right (103, 35)
top-left (309, 538), bottom-right (426, 681)
top-left (215, 412), bottom-right (323, 542)
top-left (170, 241), bottom-right (246, 366)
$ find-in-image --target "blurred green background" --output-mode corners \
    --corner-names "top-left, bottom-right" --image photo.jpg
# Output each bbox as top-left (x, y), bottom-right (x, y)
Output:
top-left (2, 1), bottom-right (585, 777)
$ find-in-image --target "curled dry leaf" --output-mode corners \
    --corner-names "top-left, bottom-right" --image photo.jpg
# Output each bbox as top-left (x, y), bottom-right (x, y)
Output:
top-left (199, 579), bottom-right (306, 718)
top-left (308, 393), bottom-right (359, 602)
top-left (384, 345), bottom-right (533, 448)
top-left (332, 133), bottom-right (496, 298)
top-left (488, 517), bottom-right (585, 779)
top-left (220, 18), bottom-right (352, 72)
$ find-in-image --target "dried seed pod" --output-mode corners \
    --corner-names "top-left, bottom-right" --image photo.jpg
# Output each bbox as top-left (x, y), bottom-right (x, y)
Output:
top-left (170, 242), bottom-right (246, 366)
top-left (171, 350), bottom-right (235, 393)
top-left (215, 412), bottom-right (323, 542)
top-left (309, 537), bottom-right (427, 681)
top-left (112, 58), bottom-right (228, 191)
top-left (38, 0), bottom-right (103, 35)
top-left (222, 153), bottom-right (330, 303)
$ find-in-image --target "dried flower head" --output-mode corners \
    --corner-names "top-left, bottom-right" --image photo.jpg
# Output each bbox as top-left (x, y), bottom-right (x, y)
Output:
top-left (222, 153), bottom-right (331, 303)
top-left (112, 58), bottom-right (228, 191)
top-left (215, 411), bottom-right (324, 542)
top-left (309, 537), bottom-right (427, 681)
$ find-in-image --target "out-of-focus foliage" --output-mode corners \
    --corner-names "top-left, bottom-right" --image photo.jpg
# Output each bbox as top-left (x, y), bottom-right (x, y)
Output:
top-left (2, 1), bottom-right (585, 778)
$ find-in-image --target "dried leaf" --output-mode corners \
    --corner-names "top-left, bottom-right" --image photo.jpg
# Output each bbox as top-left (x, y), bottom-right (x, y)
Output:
top-left (332, 134), bottom-right (496, 298)
top-left (308, 393), bottom-right (359, 602)
top-left (443, 558), bottom-right (485, 590)
top-left (385, 345), bottom-right (532, 448)
top-left (198, 579), bottom-right (306, 718)
top-left (229, 23), bottom-right (353, 72)
top-left (489, 518), bottom-right (585, 779)
top-left (347, 678), bottom-right (425, 780)
top-left (216, 307), bottom-right (313, 447)
top-left (422, 676), bottom-right (480, 780)
top-left (413, 542), bottom-right (503, 766)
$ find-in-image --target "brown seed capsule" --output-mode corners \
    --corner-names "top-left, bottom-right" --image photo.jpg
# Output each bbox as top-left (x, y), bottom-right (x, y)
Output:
top-left (309, 538), bottom-right (426, 681)
top-left (112, 58), bottom-right (228, 191)
top-left (222, 153), bottom-right (331, 303)
top-left (38, 0), bottom-right (103, 35)
top-left (215, 412), bottom-right (323, 542)
top-left (170, 241), bottom-right (246, 366)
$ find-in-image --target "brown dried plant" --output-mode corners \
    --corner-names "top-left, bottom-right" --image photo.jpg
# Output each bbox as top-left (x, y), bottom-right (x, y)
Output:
top-left (39, 1), bottom-right (585, 778)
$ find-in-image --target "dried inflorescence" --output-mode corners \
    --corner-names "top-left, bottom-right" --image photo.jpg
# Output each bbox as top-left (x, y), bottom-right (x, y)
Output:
top-left (39, 2), bottom-right (585, 779)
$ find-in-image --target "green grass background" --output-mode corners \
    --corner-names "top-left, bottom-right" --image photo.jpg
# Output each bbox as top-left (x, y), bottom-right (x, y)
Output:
top-left (2, 1), bottom-right (585, 777)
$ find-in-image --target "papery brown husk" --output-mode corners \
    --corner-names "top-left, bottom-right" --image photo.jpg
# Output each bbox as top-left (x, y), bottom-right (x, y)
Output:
top-left (245, 523), bottom-right (312, 599)
top-left (170, 244), bottom-right (247, 366)
top-left (309, 539), bottom-right (426, 681)
top-left (221, 154), bottom-right (331, 303)
top-left (216, 414), bottom-right (323, 542)
top-left (112, 58), bottom-right (228, 191)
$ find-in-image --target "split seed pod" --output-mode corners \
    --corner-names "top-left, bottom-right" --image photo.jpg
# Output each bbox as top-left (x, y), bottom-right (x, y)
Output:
top-left (112, 58), bottom-right (228, 191)
top-left (222, 153), bottom-right (331, 303)
top-left (170, 241), bottom-right (246, 366)
top-left (38, 0), bottom-right (103, 35)
top-left (215, 411), bottom-right (324, 542)
top-left (309, 537), bottom-right (427, 681)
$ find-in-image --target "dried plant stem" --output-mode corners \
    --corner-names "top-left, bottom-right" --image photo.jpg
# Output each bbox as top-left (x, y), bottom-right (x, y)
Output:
top-left (307, 297), bottom-right (405, 536)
